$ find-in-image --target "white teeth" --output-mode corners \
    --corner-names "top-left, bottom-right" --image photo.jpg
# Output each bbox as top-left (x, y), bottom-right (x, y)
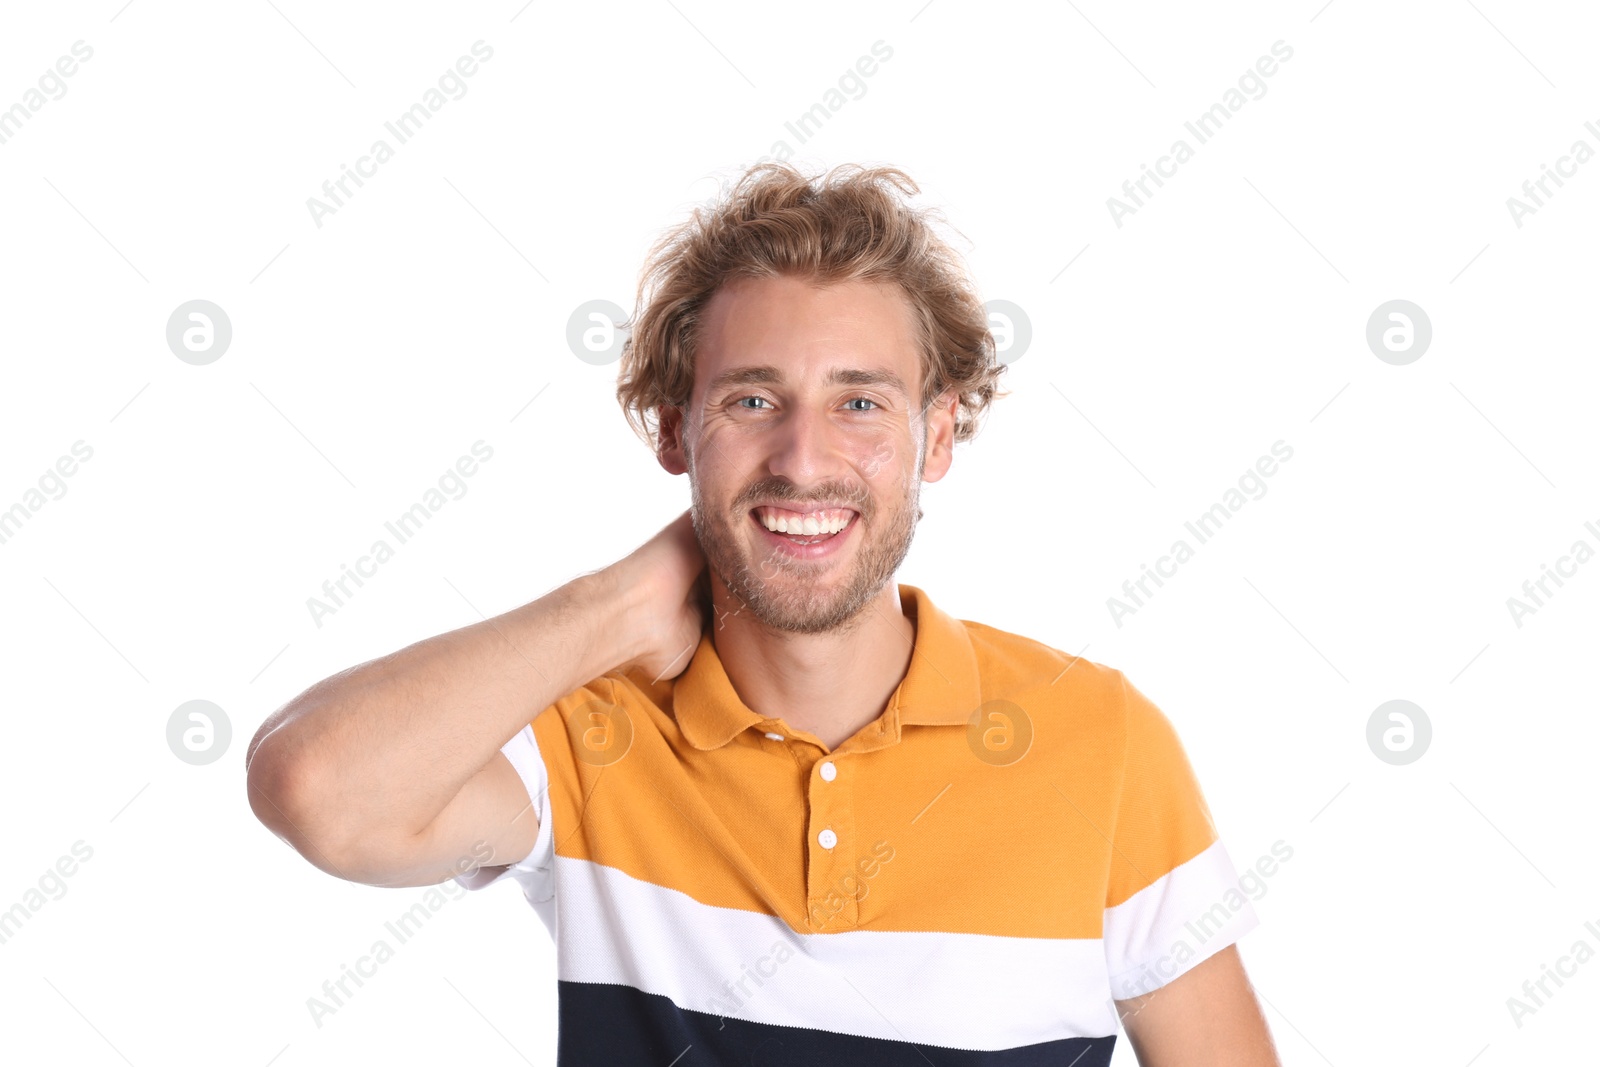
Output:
top-left (757, 507), bottom-right (852, 536)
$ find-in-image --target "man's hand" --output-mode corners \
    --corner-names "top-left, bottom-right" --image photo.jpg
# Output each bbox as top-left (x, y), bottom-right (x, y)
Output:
top-left (1114, 945), bottom-right (1281, 1066)
top-left (607, 508), bottom-right (708, 683)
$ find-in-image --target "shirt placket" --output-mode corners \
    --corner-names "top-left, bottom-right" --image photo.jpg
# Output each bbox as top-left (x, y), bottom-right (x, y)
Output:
top-left (804, 753), bottom-right (859, 931)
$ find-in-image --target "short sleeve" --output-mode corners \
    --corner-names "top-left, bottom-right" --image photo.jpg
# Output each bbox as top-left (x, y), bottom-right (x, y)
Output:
top-left (453, 722), bottom-right (556, 918)
top-left (1102, 672), bottom-right (1258, 1000)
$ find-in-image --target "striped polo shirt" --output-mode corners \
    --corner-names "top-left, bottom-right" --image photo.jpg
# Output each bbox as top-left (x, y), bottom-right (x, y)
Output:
top-left (458, 582), bottom-right (1258, 1064)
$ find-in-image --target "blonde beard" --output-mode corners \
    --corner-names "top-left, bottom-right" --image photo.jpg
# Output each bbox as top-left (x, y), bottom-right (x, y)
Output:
top-left (685, 445), bottom-right (925, 636)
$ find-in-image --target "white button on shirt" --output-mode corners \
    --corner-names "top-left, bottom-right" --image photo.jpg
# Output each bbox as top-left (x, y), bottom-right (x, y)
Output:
top-left (818, 828), bottom-right (838, 849)
top-left (819, 761), bottom-right (837, 781)
top-left (763, 732), bottom-right (784, 741)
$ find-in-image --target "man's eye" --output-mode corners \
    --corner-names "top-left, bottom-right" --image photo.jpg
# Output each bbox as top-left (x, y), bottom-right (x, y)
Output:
top-left (736, 396), bottom-right (772, 410)
top-left (845, 397), bottom-right (878, 411)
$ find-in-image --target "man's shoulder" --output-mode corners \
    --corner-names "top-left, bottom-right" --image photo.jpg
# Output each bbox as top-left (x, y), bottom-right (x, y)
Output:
top-left (956, 617), bottom-right (1202, 763)
top-left (957, 614), bottom-right (1127, 703)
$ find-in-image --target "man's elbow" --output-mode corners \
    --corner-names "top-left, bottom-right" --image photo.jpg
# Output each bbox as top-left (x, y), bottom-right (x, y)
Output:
top-left (248, 735), bottom-right (350, 877)
top-left (247, 734), bottom-right (425, 886)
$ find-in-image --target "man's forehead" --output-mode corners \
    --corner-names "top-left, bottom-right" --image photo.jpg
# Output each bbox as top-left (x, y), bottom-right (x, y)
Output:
top-left (693, 277), bottom-right (922, 399)
top-left (700, 275), bottom-right (916, 338)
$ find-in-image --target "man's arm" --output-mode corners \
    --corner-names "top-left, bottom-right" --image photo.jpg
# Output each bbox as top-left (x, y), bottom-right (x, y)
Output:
top-left (244, 510), bottom-right (706, 888)
top-left (1114, 944), bottom-right (1281, 1066)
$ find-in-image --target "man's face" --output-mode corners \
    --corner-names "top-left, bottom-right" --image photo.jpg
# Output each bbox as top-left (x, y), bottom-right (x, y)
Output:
top-left (658, 274), bottom-right (955, 635)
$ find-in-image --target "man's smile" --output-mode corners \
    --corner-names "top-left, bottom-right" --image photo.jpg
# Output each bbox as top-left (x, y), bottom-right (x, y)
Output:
top-left (748, 504), bottom-right (861, 556)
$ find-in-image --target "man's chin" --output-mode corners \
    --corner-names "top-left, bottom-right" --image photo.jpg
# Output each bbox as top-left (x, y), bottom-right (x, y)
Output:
top-left (750, 599), bottom-right (868, 636)
top-left (739, 569), bottom-right (883, 636)
top-left (701, 508), bottom-right (907, 636)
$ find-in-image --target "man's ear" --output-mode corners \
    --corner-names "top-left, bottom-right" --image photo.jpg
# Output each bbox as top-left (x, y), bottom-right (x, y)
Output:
top-left (921, 390), bottom-right (958, 484)
top-left (657, 405), bottom-right (689, 476)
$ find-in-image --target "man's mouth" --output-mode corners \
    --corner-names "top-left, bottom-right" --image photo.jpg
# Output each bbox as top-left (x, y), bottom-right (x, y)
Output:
top-left (749, 505), bottom-right (858, 546)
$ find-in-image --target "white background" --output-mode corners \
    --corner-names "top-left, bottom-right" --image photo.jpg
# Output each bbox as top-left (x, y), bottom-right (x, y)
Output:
top-left (1, 0), bottom-right (1596, 1063)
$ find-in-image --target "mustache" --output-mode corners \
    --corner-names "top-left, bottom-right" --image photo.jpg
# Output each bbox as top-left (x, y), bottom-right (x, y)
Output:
top-left (734, 478), bottom-right (872, 514)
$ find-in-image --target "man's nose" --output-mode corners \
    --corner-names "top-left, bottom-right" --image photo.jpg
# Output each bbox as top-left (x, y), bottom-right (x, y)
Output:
top-left (764, 404), bottom-right (835, 484)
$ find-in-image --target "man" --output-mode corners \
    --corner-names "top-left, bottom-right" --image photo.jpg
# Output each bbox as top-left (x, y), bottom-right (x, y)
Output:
top-left (247, 162), bottom-right (1281, 1065)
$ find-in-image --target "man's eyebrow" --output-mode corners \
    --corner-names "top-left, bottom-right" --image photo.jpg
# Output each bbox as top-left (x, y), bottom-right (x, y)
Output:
top-left (707, 365), bottom-right (784, 392)
top-left (827, 367), bottom-right (908, 396)
top-left (706, 365), bottom-right (910, 397)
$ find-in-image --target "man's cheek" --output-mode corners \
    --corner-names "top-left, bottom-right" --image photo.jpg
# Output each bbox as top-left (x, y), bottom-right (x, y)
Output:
top-left (862, 441), bottom-right (896, 479)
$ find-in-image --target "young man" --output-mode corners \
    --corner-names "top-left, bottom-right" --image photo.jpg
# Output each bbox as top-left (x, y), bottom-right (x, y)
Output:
top-left (247, 163), bottom-right (1281, 1065)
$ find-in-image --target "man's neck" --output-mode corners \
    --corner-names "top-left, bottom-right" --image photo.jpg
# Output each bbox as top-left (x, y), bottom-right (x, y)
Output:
top-left (708, 581), bottom-right (917, 751)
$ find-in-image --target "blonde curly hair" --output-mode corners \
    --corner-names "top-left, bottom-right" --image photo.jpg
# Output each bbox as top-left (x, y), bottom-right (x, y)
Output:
top-left (615, 162), bottom-right (1008, 450)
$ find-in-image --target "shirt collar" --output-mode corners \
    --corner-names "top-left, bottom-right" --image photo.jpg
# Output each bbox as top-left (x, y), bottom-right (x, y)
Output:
top-left (669, 583), bottom-right (983, 751)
